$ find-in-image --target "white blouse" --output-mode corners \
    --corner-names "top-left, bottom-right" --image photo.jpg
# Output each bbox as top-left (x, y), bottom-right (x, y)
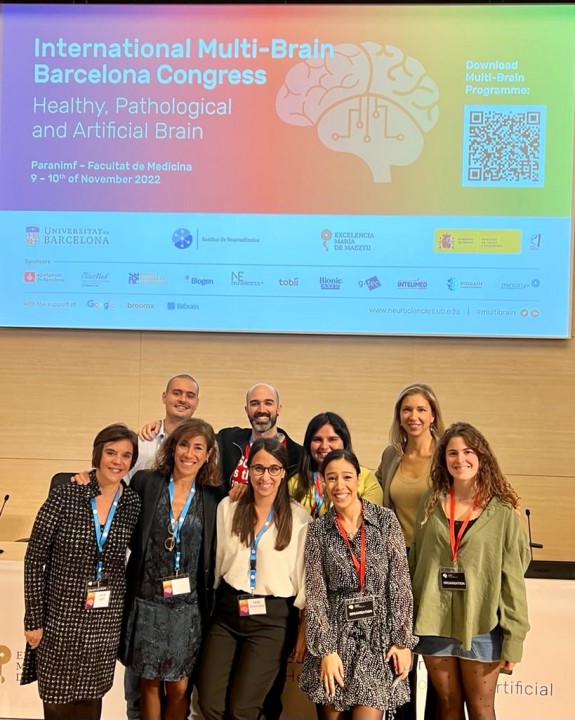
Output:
top-left (215, 496), bottom-right (311, 609)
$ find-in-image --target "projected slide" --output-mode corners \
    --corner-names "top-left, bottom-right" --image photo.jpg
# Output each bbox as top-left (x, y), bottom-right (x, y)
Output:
top-left (0, 4), bottom-right (573, 337)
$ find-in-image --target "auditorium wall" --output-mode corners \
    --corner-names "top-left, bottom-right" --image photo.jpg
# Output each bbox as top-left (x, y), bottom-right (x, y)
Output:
top-left (0, 321), bottom-right (573, 559)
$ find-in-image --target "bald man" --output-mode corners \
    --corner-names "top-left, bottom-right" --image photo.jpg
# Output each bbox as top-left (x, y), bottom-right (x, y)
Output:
top-left (215, 383), bottom-right (303, 720)
top-left (217, 383), bottom-right (302, 500)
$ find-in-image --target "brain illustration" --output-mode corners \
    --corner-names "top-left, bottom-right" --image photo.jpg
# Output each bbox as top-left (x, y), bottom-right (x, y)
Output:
top-left (276, 42), bottom-right (439, 182)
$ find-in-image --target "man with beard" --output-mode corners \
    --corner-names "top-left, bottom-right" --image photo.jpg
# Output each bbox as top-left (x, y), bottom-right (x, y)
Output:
top-left (136, 382), bottom-right (301, 718)
top-left (218, 382), bottom-right (302, 501)
top-left (215, 382), bottom-right (303, 720)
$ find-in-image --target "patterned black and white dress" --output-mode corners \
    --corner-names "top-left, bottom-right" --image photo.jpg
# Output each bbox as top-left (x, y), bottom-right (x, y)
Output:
top-left (299, 501), bottom-right (417, 715)
top-left (21, 473), bottom-right (141, 702)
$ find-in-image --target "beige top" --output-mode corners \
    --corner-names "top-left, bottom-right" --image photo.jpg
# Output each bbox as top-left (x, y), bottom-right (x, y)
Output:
top-left (389, 465), bottom-right (429, 546)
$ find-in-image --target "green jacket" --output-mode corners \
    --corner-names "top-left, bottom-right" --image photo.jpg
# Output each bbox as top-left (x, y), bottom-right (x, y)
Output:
top-left (409, 492), bottom-right (530, 662)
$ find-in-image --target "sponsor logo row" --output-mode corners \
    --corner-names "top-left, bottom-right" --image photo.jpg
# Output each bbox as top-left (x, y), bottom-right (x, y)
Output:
top-left (22, 270), bottom-right (542, 292)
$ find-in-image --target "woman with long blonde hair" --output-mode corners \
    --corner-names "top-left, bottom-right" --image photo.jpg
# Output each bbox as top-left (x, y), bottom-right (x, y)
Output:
top-left (376, 383), bottom-right (445, 549)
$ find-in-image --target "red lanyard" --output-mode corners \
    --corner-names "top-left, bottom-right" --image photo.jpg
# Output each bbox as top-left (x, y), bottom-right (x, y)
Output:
top-left (335, 512), bottom-right (366, 592)
top-left (311, 472), bottom-right (324, 517)
top-left (448, 486), bottom-right (476, 564)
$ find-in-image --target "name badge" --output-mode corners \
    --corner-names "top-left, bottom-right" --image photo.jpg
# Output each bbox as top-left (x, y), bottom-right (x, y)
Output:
top-left (85, 578), bottom-right (110, 609)
top-left (162, 574), bottom-right (191, 597)
top-left (344, 596), bottom-right (375, 621)
top-left (439, 567), bottom-right (467, 591)
top-left (238, 595), bottom-right (267, 616)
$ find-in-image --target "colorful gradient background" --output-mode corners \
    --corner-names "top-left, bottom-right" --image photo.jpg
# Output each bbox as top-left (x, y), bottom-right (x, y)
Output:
top-left (1, 4), bottom-right (574, 216)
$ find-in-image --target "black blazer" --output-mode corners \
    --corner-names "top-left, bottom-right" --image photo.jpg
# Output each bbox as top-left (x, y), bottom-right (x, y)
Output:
top-left (119, 469), bottom-right (225, 661)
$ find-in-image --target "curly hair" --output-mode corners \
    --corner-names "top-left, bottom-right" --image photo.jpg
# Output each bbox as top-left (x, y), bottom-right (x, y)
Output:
top-left (291, 412), bottom-right (352, 503)
top-left (421, 421), bottom-right (519, 524)
top-left (232, 438), bottom-right (293, 551)
top-left (389, 383), bottom-right (445, 453)
top-left (154, 418), bottom-right (221, 487)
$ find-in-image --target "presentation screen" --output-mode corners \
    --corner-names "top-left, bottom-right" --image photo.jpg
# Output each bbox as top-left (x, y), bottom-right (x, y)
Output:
top-left (1, 3), bottom-right (573, 337)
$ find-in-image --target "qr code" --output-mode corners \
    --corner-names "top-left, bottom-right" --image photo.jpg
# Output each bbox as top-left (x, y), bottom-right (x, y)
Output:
top-left (462, 105), bottom-right (546, 187)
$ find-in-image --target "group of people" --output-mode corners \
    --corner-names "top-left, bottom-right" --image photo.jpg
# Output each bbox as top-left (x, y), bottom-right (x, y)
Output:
top-left (22, 376), bottom-right (530, 720)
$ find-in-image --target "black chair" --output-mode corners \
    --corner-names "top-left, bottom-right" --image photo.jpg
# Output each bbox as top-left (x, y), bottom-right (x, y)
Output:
top-left (49, 472), bottom-right (76, 493)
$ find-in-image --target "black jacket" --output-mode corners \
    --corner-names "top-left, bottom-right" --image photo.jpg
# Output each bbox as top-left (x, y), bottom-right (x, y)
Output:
top-left (119, 469), bottom-right (225, 661)
top-left (216, 426), bottom-right (302, 491)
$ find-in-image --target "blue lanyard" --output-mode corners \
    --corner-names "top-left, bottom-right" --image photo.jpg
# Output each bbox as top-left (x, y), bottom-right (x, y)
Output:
top-left (312, 472), bottom-right (324, 518)
top-left (168, 477), bottom-right (197, 574)
top-left (90, 487), bottom-right (121, 582)
top-left (249, 509), bottom-right (274, 593)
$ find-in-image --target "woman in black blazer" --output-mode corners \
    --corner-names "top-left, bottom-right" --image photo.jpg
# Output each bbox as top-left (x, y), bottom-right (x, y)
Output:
top-left (120, 418), bottom-right (225, 720)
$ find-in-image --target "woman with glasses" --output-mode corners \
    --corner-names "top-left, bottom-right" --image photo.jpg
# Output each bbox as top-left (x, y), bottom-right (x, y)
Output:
top-left (197, 438), bottom-right (311, 720)
top-left (120, 418), bottom-right (224, 720)
top-left (289, 412), bottom-right (383, 519)
top-left (21, 424), bottom-right (141, 720)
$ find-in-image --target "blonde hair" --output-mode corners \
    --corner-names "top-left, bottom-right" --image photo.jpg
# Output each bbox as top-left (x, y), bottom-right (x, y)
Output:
top-left (389, 383), bottom-right (445, 453)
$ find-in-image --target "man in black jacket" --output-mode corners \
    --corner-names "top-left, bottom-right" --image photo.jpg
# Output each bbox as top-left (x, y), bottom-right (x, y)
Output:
top-left (217, 382), bottom-right (302, 500)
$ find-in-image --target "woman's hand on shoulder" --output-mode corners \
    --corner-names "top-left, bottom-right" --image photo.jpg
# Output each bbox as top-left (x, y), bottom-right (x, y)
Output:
top-left (71, 470), bottom-right (91, 485)
top-left (320, 652), bottom-right (345, 695)
top-left (25, 628), bottom-right (43, 649)
top-left (385, 644), bottom-right (411, 680)
top-left (139, 421), bottom-right (160, 441)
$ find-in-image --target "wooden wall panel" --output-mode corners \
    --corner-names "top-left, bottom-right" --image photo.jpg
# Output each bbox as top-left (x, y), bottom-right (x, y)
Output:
top-left (0, 329), bottom-right (141, 459)
top-left (0, 458), bottom-right (85, 540)
top-left (0, 324), bottom-right (573, 561)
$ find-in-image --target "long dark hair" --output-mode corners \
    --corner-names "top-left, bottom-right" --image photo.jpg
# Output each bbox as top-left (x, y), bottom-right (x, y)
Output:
top-left (291, 412), bottom-right (353, 503)
top-left (232, 438), bottom-right (293, 551)
top-left (422, 422), bottom-right (519, 523)
top-left (154, 418), bottom-right (221, 487)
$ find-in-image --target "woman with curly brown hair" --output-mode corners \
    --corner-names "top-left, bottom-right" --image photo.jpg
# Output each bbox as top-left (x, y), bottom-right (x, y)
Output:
top-left (409, 422), bottom-right (530, 720)
top-left (120, 418), bottom-right (225, 720)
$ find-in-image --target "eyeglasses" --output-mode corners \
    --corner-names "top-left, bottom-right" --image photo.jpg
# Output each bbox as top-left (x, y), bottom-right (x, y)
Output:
top-left (165, 520), bottom-right (177, 552)
top-left (250, 464), bottom-right (283, 477)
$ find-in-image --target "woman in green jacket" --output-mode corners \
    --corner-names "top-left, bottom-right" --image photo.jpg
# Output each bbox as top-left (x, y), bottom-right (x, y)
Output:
top-left (409, 422), bottom-right (530, 720)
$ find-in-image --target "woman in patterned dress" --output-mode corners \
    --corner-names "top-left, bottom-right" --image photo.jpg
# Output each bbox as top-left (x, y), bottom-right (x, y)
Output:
top-left (120, 418), bottom-right (224, 720)
top-left (22, 424), bottom-right (141, 720)
top-left (299, 448), bottom-right (417, 720)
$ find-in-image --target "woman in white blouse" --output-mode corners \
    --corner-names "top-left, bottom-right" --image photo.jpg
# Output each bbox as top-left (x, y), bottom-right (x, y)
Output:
top-left (197, 437), bottom-right (311, 720)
